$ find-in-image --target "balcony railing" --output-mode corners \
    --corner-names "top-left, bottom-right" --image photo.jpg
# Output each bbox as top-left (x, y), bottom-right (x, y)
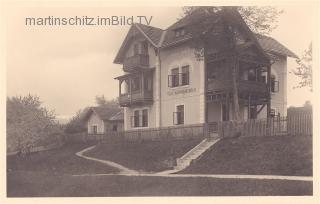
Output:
top-left (123, 54), bottom-right (149, 72)
top-left (207, 79), bottom-right (268, 95)
top-left (119, 90), bottom-right (153, 107)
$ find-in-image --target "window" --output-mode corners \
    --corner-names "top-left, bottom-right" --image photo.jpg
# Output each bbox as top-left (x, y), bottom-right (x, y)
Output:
top-left (142, 109), bottom-right (148, 127)
top-left (141, 41), bottom-right (148, 55)
top-left (208, 67), bottom-right (217, 81)
top-left (248, 68), bottom-right (256, 81)
top-left (133, 43), bottom-right (139, 55)
top-left (133, 110), bottom-right (140, 127)
top-left (175, 28), bottom-right (186, 37)
top-left (271, 75), bottom-right (279, 92)
top-left (249, 106), bottom-right (257, 119)
top-left (168, 66), bottom-right (190, 87)
top-left (144, 76), bottom-right (152, 91)
top-left (222, 104), bottom-right (228, 121)
top-left (168, 68), bottom-right (179, 87)
top-left (92, 125), bottom-right (97, 134)
top-left (120, 80), bottom-right (129, 95)
top-left (260, 75), bottom-right (267, 83)
top-left (131, 76), bottom-right (141, 92)
top-left (270, 108), bottom-right (276, 117)
top-left (173, 105), bottom-right (184, 125)
top-left (131, 109), bottom-right (148, 128)
top-left (181, 65), bottom-right (190, 86)
top-left (112, 124), bottom-right (118, 131)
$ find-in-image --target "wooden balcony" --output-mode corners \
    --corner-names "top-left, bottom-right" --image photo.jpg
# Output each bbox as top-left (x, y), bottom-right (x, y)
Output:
top-left (116, 70), bottom-right (154, 107)
top-left (119, 90), bottom-right (153, 107)
top-left (123, 54), bottom-right (149, 72)
top-left (207, 79), bottom-right (268, 96)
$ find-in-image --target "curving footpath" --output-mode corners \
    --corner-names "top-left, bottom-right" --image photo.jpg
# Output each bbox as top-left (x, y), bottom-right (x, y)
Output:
top-left (72, 172), bottom-right (312, 181)
top-left (75, 145), bottom-right (312, 182)
top-left (76, 145), bottom-right (138, 174)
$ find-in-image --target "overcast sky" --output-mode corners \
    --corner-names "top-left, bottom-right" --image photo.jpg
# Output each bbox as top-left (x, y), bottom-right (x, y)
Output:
top-left (5, 4), bottom-right (316, 119)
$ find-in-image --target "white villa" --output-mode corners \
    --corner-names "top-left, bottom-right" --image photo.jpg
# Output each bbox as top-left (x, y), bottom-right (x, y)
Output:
top-left (113, 8), bottom-right (297, 131)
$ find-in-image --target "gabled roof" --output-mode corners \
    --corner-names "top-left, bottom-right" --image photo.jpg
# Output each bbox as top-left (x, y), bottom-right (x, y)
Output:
top-left (113, 8), bottom-right (297, 64)
top-left (84, 107), bottom-right (123, 122)
top-left (135, 23), bottom-right (164, 46)
top-left (255, 34), bottom-right (298, 58)
top-left (113, 24), bottom-right (164, 64)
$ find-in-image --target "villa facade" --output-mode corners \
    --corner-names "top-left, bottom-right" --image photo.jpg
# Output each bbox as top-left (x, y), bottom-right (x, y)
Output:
top-left (113, 8), bottom-right (297, 131)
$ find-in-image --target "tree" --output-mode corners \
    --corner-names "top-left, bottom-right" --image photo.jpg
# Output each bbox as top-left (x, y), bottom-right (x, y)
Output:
top-left (64, 107), bottom-right (89, 133)
top-left (292, 43), bottom-right (312, 91)
top-left (304, 100), bottom-right (312, 108)
top-left (95, 95), bottom-right (120, 111)
top-left (7, 95), bottom-right (61, 156)
top-left (182, 6), bottom-right (283, 35)
top-left (95, 95), bottom-right (107, 106)
top-left (180, 7), bottom-right (282, 134)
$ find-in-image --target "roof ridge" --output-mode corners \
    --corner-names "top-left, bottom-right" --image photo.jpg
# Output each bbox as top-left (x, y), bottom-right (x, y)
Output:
top-left (134, 23), bottom-right (162, 47)
top-left (255, 34), bottom-right (298, 58)
top-left (134, 22), bottom-right (164, 31)
top-left (158, 30), bottom-right (167, 47)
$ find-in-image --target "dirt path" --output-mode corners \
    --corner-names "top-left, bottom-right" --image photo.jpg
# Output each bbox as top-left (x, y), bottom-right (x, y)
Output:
top-left (75, 145), bottom-right (138, 174)
top-left (72, 172), bottom-right (312, 181)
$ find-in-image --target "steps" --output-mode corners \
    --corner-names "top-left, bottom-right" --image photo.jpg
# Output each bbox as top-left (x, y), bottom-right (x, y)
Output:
top-left (174, 137), bottom-right (220, 171)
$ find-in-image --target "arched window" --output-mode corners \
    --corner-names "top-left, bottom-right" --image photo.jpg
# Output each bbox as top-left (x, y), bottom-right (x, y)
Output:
top-left (120, 80), bottom-right (129, 95)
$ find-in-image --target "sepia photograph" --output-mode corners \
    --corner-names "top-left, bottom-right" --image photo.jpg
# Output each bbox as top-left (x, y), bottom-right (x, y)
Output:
top-left (1, 0), bottom-right (318, 201)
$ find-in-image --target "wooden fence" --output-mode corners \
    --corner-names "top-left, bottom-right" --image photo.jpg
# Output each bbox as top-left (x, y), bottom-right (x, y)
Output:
top-left (287, 113), bottom-right (312, 135)
top-left (218, 114), bottom-right (312, 138)
top-left (84, 123), bottom-right (206, 143)
top-left (65, 113), bottom-right (312, 143)
top-left (94, 124), bottom-right (205, 142)
top-left (7, 141), bottom-right (64, 156)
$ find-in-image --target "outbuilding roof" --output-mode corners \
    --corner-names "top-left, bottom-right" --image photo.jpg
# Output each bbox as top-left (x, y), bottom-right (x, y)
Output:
top-left (84, 107), bottom-right (124, 122)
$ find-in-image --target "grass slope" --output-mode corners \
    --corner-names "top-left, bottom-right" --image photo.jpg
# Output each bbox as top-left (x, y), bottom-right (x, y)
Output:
top-left (86, 139), bottom-right (202, 172)
top-left (7, 171), bottom-right (312, 196)
top-left (7, 143), bottom-right (118, 175)
top-left (180, 135), bottom-right (312, 176)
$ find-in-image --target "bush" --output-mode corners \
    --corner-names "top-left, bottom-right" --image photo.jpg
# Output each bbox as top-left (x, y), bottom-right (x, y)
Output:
top-left (7, 95), bottom-right (63, 155)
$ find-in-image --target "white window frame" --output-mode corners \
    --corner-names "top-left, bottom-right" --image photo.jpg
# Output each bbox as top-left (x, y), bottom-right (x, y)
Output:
top-left (168, 65), bottom-right (191, 89)
top-left (174, 104), bottom-right (185, 125)
top-left (131, 107), bottom-right (150, 129)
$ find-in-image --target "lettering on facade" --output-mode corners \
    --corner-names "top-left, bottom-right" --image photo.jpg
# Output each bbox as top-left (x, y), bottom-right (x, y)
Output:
top-left (167, 88), bottom-right (196, 96)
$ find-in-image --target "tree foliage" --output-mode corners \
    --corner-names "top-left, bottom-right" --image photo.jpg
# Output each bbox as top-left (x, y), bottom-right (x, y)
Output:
top-left (95, 95), bottom-right (120, 111)
top-left (179, 6), bottom-right (282, 128)
top-left (64, 107), bottom-right (89, 133)
top-left (182, 6), bottom-right (283, 35)
top-left (7, 95), bottom-right (61, 156)
top-left (292, 43), bottom-right (312, 91)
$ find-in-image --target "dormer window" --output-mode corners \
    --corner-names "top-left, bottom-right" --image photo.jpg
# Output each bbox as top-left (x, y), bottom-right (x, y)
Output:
top-left (175, 28), bottom-right (186, 37)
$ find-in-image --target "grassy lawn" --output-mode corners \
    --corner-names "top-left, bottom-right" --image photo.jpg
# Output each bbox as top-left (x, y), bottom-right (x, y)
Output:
top-left (180, 135), bottom-right (312, 176)
top-left (7, 143), bottom-right (119, 175)
top-left (7, 171), bottom-right (312, 196)
top-left (85, 138), bottom-right (202, 172)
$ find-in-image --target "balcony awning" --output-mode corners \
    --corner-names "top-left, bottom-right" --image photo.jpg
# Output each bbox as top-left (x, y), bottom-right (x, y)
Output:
top-left (114, 67), bottom-right (155, 80)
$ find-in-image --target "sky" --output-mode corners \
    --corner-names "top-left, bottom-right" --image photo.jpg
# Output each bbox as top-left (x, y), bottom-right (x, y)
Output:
top-left (5, 3), bottom-right (317, 120)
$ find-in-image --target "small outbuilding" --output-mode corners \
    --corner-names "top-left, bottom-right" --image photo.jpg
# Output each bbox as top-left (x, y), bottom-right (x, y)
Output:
top-left (84, 107), bottom-right (124, 134)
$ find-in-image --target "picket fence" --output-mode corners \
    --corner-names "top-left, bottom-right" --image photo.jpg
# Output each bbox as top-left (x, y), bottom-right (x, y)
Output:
top-left (66, 113), bottom-right (312, 143)
top-left (218, 114), bottom-right (312, 138)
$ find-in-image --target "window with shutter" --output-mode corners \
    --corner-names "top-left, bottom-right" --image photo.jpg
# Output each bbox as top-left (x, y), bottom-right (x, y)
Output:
top-left (181, 65), bottom-right (190, 86)
top-left (142, 109), bottom-right (148, 127)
